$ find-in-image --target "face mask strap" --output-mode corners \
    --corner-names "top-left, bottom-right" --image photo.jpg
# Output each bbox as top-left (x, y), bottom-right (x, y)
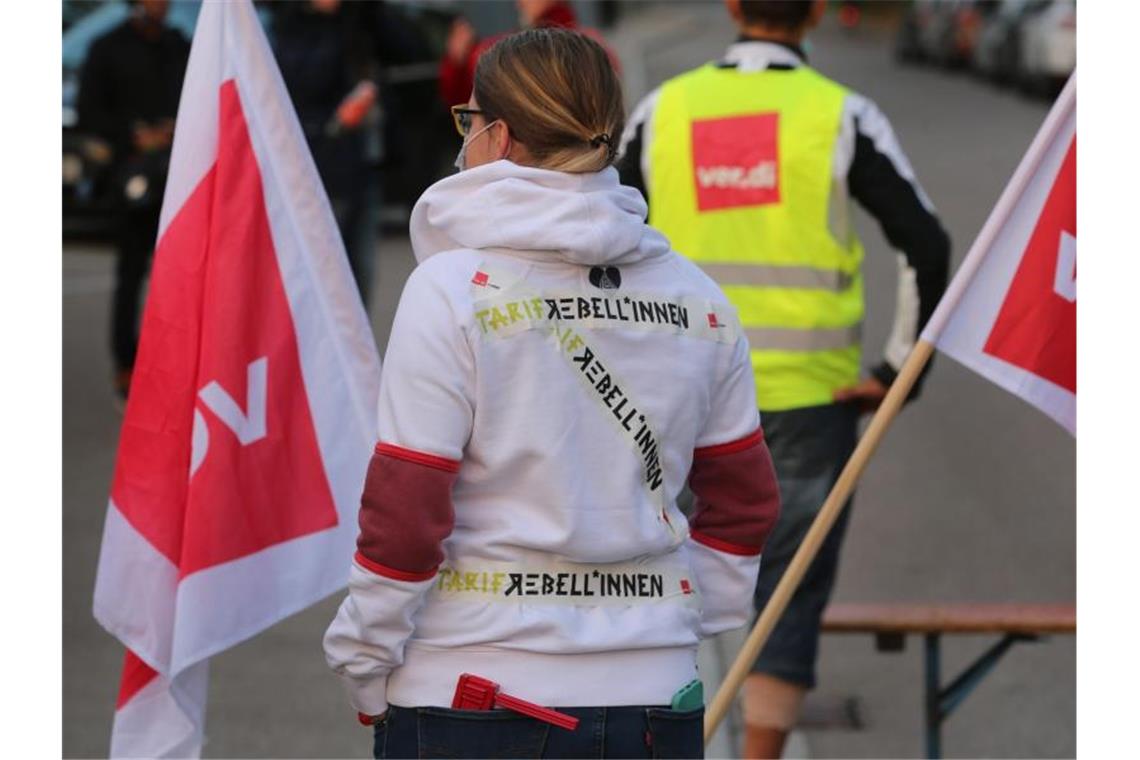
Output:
top-left (454, 119), bottom-right (508, 171)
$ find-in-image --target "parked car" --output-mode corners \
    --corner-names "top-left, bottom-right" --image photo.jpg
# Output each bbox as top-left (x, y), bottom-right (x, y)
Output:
top-left (932, 1), bottom-right (999, 68)
top-left (62, 0), bottom-right (108, 32)
top-left (898, 0), bottom-right (1001, 69)
top-left (973, 0), bottom-right (1046, 84)
top-left (895, 0), bottom-right (943, 62)
top-left (1018, 0), bottom-right (1075, 95)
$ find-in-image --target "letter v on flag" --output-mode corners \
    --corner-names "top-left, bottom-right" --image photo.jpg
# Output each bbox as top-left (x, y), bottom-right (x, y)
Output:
top-left (921, 75), bottom-right (1075, 435)
top-left (92, 2), bottom-right (381, 757)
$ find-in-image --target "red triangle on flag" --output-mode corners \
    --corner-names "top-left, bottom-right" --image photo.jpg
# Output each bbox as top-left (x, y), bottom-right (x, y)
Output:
top-left (116, 650), bottom-right (159, 710)
top-left (110, 81), bottom-right (338, 578)
top-left (983, 138), bottom-right (1076, 393)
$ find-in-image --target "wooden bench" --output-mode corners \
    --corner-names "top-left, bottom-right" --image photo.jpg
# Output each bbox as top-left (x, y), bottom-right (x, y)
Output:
top-left (822, 602), bottom-right (1076, 759)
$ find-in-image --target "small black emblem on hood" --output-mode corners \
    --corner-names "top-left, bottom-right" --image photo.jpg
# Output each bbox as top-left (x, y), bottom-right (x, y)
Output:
top-left (589, 266), bottom-right (622, 290)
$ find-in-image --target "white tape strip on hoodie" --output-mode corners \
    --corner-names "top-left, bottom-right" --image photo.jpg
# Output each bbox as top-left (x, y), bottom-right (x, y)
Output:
top-left (431, 557), bottom-right (699, 606)
top-left (474, 290), bottom-right (739, 343)
top-left (471, 277), bottom-right (738, 345)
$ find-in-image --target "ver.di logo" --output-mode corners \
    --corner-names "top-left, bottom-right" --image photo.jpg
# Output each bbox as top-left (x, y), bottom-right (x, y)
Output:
top-left (691, 112), bottom-right (780, 211)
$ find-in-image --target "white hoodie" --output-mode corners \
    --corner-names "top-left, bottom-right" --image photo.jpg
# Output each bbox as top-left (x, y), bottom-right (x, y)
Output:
top-left (324, 160), bottom-right (780, 716)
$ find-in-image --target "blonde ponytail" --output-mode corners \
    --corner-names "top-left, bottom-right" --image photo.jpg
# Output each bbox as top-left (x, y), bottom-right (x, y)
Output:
top-left (474, 28), bottom-right (624, 174)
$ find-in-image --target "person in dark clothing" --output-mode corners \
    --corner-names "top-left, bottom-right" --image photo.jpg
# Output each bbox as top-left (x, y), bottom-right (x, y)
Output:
top-left (272, 0), bottom-right (391, 312)
top-left (77, 0), bottom-right (189, 402)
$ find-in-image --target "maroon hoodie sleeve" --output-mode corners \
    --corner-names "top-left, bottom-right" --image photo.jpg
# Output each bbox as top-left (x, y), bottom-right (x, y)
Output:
top-left (689, 429), bottom-right (781, 557)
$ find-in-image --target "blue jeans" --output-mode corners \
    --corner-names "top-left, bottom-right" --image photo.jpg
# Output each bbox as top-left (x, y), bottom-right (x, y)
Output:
top-left (373, 704), bottom-right (705, 759)
top-left (751, 402), bottom-right (858, 688)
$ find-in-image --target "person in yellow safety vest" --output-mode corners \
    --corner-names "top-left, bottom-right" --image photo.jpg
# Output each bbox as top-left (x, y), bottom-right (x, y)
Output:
top-left (617, 1), bottom-right (951, 757)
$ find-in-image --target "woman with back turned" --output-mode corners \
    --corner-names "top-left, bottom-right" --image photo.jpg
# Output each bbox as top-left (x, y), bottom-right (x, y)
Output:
top-left (325, 28), bottom-right (781, 759)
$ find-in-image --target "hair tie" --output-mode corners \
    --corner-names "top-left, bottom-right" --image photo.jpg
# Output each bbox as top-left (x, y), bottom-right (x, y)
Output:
top-left (589, 132), bottom-right (616, 162)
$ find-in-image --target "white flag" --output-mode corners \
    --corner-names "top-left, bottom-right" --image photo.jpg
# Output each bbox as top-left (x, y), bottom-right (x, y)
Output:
top-left (922, 76), bottom-right (1075, 434)
top-left (92, 1), bottom-right (381, 755)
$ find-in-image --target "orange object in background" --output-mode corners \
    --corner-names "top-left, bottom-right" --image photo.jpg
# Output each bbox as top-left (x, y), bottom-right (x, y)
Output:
top-left (334, 80), bottom-right (378, 131)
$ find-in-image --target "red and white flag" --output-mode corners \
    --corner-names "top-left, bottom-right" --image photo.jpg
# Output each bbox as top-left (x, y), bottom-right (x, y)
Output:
top-left (922, 75), bottom-right (1075, 434)
top-left (92, 2), bottom-right (381, 756)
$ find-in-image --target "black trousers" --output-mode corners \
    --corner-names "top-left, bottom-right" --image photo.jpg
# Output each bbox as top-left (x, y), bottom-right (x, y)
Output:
top-left (111, 206), bottom-right (160, 372)
top-left (374, 704), bottom-right (705, 759)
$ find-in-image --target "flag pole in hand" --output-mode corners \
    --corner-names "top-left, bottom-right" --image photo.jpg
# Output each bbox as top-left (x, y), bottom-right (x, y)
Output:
top-left (704, 73), bottom-right (1076, 743)
top-left (703, 338), bottom-right (933, 742)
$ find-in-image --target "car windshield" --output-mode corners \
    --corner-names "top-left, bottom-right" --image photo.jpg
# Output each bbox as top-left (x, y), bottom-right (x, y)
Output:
top-left (62, 2), bottom-right (130, 70)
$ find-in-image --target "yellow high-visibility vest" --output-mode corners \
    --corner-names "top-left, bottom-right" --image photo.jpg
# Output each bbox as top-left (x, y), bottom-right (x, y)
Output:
top-left (648, 63), bottom-right (864, 411)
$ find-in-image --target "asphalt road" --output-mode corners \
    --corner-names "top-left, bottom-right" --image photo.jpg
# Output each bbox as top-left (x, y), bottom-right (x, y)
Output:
top-left (63, 5), bottom-right (1074, 758)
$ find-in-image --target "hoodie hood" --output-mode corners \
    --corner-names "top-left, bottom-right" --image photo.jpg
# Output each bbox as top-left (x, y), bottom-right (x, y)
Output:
top-left (409, 160), bottom-right (671, 267)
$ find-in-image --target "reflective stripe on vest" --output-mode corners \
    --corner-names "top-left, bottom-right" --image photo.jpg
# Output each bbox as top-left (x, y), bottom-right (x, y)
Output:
top-left (648, 65), bottom-right (865, 411)
top-left (698, 262), bottom-right (855, 292)
top-left (744, 324), bottom-right (862, 352)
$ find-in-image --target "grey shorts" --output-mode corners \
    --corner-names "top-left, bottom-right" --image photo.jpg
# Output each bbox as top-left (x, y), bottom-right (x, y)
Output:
top-left (750, 402), bottom-right (858, 689)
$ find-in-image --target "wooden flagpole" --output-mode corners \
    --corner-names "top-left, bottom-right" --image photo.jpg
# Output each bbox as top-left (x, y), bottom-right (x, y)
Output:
top-left (703, 338), bottom-right (935, 742)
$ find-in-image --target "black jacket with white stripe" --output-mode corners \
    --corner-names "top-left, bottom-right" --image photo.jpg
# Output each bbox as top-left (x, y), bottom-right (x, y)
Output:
top-left (617, 39), bottom-right (951, 397)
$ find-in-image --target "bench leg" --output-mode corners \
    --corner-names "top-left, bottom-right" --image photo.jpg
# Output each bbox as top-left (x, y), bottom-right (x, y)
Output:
top-left (924, 634), bottom-right (941, 759)
top-left (923, 633), bottom-right (1039, 759)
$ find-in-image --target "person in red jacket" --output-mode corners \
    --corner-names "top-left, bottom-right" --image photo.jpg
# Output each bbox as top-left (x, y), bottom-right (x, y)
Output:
top-left (439, 0), bottom-right (616, 107)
